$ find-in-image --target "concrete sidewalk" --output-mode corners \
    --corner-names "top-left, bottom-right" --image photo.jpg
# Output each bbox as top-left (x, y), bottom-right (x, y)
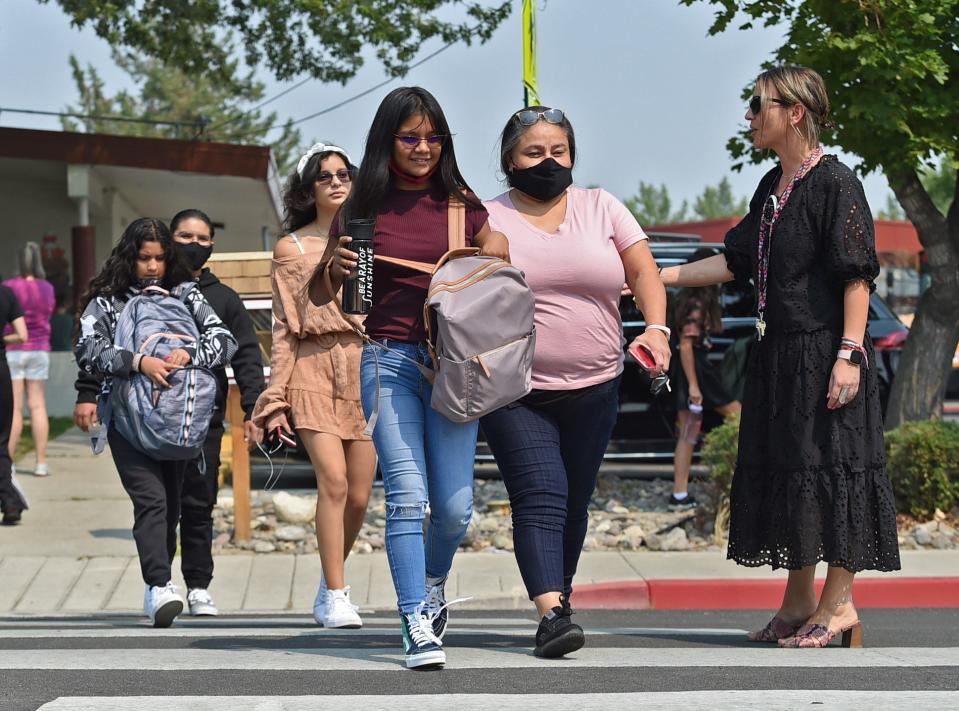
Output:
top-left (2, 428), bottom-right (958, 616)
top-left (1, 549), bottom-right (958, 616)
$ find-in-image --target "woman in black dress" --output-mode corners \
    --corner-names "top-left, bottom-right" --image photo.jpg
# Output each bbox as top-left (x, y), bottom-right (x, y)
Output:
top-left (661, 65), bottom-right (899, 648)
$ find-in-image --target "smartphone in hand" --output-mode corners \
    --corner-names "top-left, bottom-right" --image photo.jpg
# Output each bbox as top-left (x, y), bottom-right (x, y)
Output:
top-left (274, 427), bottom-right (297, 449)
top-left (628, 342), bottom-right (658, 372)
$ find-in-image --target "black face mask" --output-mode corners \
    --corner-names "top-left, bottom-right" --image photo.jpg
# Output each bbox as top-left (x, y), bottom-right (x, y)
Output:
top-left (507, 157), bottom-right (573, 202)
top-left (178, 242), bottom-right (213, 271)
top-left (135, 278), bottom-right (163, 290)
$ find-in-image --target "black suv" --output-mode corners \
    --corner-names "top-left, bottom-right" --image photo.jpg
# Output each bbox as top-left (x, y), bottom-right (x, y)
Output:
top-left (476, 239), bottom-right (908, 464)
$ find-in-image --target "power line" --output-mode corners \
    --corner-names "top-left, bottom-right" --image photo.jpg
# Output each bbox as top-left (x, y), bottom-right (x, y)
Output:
top-left (209, 75), bottom-right (314, 132)
top-left (239, 39), bottom-right (457, 140)
top-left (0, 106), bottom-right (206, 131)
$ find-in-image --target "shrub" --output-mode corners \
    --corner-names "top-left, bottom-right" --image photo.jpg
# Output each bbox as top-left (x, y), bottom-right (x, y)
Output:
top-left (885, 420), bottom-right (959, 520)
top-left (700, 411), bottom-right (741, 542)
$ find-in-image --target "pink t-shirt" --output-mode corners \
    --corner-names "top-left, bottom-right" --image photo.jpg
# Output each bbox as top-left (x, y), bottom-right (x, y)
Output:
top-left (3, 276), bottom-right (55, 351)
top-left (484, 186), bottom-right (648, 390)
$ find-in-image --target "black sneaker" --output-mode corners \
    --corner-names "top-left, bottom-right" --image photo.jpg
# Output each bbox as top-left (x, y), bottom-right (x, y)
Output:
top-left (668, 493), bottom-right (698, 511)
top-left (534, 595), bottom-right (585, 658)
top-left (2, 509), bottom-right (22, 526)
top-left (424, 576), bottom-right (449, 639)
top-left (400, 610), bottom-right (445, 670)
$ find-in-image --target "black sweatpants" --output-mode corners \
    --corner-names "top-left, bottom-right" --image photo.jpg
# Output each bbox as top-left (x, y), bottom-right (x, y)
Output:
top-left (108, 426), bottom-right (185, 587)
top-left (0, 357), bottom-right (22, 513)
top-left (179, 423), bottom-right (223, 589)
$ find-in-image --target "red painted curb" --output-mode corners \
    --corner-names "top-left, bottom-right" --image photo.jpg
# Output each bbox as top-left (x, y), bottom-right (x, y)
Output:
top-left (571, 581), bottom-right (651, 609)
top-left (573, 577), bottom-right (959, 610)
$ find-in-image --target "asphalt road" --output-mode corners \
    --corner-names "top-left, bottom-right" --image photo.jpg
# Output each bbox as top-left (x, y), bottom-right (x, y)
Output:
top-left (3, 609), bottom-right (958, 710)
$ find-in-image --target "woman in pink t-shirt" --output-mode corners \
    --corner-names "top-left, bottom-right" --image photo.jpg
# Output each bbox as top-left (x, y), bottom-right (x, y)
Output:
top-left (3, 242), bottom-right (56, 477)
top-left (481, 107), bottom-right (670, 658)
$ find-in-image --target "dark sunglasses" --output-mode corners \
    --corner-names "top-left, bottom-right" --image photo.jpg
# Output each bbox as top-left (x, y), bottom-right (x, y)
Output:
top-left (316, 168), bottom-right (354, 185)
top-left (749, 95), bottom-right (791, 115)
top-left (515, 108), bottom-right (565, 126)
top-left (394, 134), bottom-right (449, 148)
top-left (650, 372), bottom-right (671, 396)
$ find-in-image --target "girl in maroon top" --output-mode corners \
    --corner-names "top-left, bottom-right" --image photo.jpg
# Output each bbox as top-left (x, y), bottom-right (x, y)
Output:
top-left (324, 86), bottom-right (508, 670)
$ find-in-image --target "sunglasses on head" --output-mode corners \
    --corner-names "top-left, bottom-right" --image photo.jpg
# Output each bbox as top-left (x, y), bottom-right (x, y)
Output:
top-left (394, 134), bottom-right (449, 148)
top-left (749, 95), bottom-right (791, 115)
top-left (316, 168), bottom-right (354, 185)
top-left (515, 108), bottom-right (565, 126)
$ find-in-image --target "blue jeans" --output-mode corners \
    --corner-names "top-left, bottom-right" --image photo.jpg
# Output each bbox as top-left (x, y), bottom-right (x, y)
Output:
top-left (480, 375), bottom-right (620, 600)
top-left (360, 341), bottom-right (478, 614)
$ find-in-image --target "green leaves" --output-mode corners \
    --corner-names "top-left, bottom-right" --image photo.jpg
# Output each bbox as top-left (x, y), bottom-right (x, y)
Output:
top-left (43, 0), bottom-right (512, 84)
top-left (61, 46), bottom-right (303, 173)
top-left (685, 0), bottom-right (959, 181)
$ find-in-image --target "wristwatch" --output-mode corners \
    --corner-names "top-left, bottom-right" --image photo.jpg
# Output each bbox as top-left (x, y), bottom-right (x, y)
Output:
top-left (837, 349), bottom-right (863, 366)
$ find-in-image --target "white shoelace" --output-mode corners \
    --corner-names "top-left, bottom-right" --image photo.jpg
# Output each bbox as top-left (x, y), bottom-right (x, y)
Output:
top-left (407, 604), bottom-right (439, 647)
top-left (422, 593), bottom-right (472, 632)
top-left (189, 589), bottom-right (213, 605)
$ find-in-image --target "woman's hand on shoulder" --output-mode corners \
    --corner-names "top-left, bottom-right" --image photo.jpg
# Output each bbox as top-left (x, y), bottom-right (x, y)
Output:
top-left (477, 230), bottom-right (511, 263)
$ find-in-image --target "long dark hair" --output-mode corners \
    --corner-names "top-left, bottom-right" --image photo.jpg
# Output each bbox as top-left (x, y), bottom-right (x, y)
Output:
top-left (339, 86), bottom-right (480, 229)
top-left (79, 218), bottom-right (193, 314)
top-left (671, 247), bottom-right (723, 336)
top-left (171, 208), bottom-right (215, 238)
top-left (498, 105), bottom-right (577, 176)
top-left (282, 149), bottom-right (352, 233)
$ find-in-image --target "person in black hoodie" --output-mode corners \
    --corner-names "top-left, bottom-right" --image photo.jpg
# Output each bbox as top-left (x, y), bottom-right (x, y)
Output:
top-left (74, 209), bottom-right (265, 615)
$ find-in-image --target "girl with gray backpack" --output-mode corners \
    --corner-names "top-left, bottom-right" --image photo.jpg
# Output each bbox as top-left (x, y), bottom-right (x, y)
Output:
top-left (322, 86), bottom-right (511, 670)
top-left (75, 218), bottom-right (237, 627)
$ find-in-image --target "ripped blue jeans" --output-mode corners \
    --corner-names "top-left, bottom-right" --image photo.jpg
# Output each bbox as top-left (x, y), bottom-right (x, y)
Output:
top-left (360, 341), bottom-right (478, 614)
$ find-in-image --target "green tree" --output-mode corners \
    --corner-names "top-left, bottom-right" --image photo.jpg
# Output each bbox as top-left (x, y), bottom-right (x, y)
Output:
top-left (624, 182), bottom-right (689, 226)
top-left (877, 194), bottom-right (905, 220)
top-left (682, 0), bottom-right (959, 427)
top-left (693, 177), bottom-right (748, 219)
top-left (63, 50), bottom-right (302, 174)
top-left (42, 0), bottom-right (511, 84)
top-left (920, 158), bottom-right (958, 216)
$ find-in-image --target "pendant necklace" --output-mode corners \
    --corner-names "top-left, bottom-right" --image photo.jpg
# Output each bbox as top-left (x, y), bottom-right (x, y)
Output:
top-left (755, 146), bottom-right (823, 340)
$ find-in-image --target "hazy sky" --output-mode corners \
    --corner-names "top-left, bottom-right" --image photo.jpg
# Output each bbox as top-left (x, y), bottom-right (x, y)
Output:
top-left (1, 0), bottom-right (894, 216)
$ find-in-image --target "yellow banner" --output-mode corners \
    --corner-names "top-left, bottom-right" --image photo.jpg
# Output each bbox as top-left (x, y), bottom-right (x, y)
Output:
top-left (523, 0), bottom-right (540, 107)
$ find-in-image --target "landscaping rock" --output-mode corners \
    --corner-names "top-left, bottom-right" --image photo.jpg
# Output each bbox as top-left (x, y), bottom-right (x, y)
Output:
top-left (275, 525), bottom-right (307, 542)
top-left (272, 491), bottom-right (316, 524)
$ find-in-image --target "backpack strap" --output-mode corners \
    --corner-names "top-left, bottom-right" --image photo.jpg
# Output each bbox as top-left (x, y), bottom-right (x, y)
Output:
top-left (448, 196), bottom-right (466, 252)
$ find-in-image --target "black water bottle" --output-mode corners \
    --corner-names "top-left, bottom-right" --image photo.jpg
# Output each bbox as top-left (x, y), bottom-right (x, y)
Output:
top-left (342, 218), bottom-right (376, 315)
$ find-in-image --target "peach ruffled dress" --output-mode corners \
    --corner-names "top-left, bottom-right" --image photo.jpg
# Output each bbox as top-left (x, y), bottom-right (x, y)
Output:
top-left (252, 234), bottom-right (369, 440)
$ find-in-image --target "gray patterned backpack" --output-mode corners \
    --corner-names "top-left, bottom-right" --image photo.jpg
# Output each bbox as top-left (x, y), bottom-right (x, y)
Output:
top-left (107, 284), bottom-right (219, 460)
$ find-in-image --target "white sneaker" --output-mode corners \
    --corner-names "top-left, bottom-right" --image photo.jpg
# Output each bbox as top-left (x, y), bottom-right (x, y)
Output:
top-left (312, 570), bottom-right (328, 626)
top-left (33, 463), bottom-right (49, 477)
top-left (145, 581), bottom-right (183, 628)
top-left (323, 587), bottom-right (362, 629)
top-left (187, 588), bottom-right (219, 616)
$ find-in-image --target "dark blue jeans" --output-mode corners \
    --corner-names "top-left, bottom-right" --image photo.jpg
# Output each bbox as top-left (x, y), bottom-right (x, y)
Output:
top-left (480, 375), bottom-right (620, 600)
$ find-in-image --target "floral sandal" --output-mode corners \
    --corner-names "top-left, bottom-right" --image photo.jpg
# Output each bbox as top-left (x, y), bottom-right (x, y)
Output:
top-left (778, 621), bottom-right (863, 648)
top-left (747, 616), bottom-right (802, 643)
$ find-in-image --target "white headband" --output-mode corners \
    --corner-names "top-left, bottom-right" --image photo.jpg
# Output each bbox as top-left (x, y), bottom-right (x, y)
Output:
top-left (296, 142), bottom-right (352, 177)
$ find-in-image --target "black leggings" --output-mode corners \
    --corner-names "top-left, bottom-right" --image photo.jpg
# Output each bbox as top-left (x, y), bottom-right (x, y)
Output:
top-left (480, 375), bottom-right (620, 600)
top-left (0, 357), bottom-right (19, 512)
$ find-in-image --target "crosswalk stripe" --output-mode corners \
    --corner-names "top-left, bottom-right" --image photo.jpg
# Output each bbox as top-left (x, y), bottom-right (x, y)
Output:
top-left (0, 624), bottom-right (742, 639)
top-left (35, 691), bottom-right (959, 711)
top-left (3, 646), bottom-right (959, 670)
